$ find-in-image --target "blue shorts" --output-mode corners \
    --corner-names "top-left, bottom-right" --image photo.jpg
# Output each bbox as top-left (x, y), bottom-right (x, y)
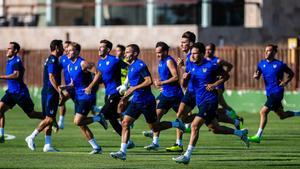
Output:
top-left (181, 90), bottom-right (196, 109)
top-left (156, 93), bottom-right (182, 112)
top-left (265, 93), bottom-right (283, 111)
top-left (75, 99), bottom-right (93, 116)
top-left (42, 90), bottom-right (59, 117)
top-left (196, 101), bottom-right (218, 125)
top-left (124, 99), bottom-right (157, 124)
top-left (1, 90), bottom-right (34, 114)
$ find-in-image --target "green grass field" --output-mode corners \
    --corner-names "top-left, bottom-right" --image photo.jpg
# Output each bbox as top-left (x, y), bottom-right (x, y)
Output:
top-left (1, 89), bottom-right (300, 168)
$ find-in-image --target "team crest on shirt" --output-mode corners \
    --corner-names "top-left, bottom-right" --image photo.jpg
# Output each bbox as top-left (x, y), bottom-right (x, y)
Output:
top-left (63, 59), bottom-right (65, 62)
top-left (51, 59), bottom-right (55, 63)
top-left (273, 64), bottom-right (277, 69)
top-left (75, 66), bottom-right (78, 70)
top-left (263, 64), bottom-right (266, 68)
top-left (192, 68), bottom-right (195, 72)
top-left (17, 59), bottom-right (20, 62)
top-left (202, 68), bottom-right (207, 73)
top-left (106, 61), bottom-right (110, 65)
top-left (140, 63), bottom-right (144, 67)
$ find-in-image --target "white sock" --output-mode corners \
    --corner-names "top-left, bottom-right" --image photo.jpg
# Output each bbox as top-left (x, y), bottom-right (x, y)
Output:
top-left (171, 121), bottom-right (179, 128)
top-left (176, 139), bottom-right (183, 146)
top-left (294, 112), bottom-right (300, 116)
top-left (120, 143), bottom-right (127, 154)
top-left (256, 128), bottom-right (263, 138)
top-left (233, 129), bottom-right (243, 137)
top-left (93, 115), bottom-right (101, 122)
top-left (30, 129), bottom-right (39, 139)
top-left (45, 135), bottom-right (52, 146)
top-left (152, 136), bottom-right (159, 145)
top-left (184, 145), bottom-right (194, 158)
top-left (59, 115), bottom-right (64, 123)
top-left (88, 138), bottom-right (100, 150)
top-left (234, 119), bottom-right (240, 127)
top-left (0, 128), bottom-right (4, 136)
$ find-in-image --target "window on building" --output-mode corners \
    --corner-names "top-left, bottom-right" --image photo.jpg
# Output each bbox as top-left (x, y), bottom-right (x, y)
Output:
top-left (103, 0), bottom-right (146, 25)
top-left (211, 0), bottom-right (244, 26)
top-left (153, 1), bottom-right (200, 25)
top-left (55, 0), bottom-right (95, 26)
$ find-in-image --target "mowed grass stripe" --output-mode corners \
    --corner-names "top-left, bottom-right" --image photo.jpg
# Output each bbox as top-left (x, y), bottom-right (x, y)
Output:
top-left (1, 106), bottom-right (300, 169)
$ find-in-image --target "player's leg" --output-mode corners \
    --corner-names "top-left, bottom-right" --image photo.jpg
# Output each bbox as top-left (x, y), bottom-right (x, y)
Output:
top-left (216, 108), bottom-right (242, 129)
top-left (207, 119), bottom-right (249, 147)
top-left (173, 116), bottom-right (205, 164)
top-left (18, 94), bottom-right (44, 120)
top-left (166, 101), bottom-right (194, 152)
top-left (110, 114), bottom-right (136, 160)
top-left (0, 101), bottom-right (10, 143)
top-left (144, 107), bottom-right (166, 150)
top-left (101, 94), bottom-right (122, 135)
top-left (275, 106), bottom-right (300, 120)
top-left (74, 112), bottom-right (102, 154)
top-left (248, 106), bottom-right (270, 143)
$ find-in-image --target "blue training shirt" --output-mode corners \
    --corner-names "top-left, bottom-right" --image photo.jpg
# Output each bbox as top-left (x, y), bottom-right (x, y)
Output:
top-left (185, 52), bottom-right (194, 92)
top-left (190, 59), bottom-right (219, 106)
top-left (257, 59), bottom-right (288, 96)
top-left (5, 55), bottom-right (28, 94)
top-left (158, 55), bottom-right (183, 97)
top-left (68, 57), bottom-right (95, 101)
top-left (59, 54), bottom-right (72, 85)
top-left (97, 54), bottom-right (121, 95)
top-left (128, 59), bottom-right (155, 103)
top-left (206, 56), bottom-right (225, 90)
top-left (43, 55), bottom-right (61, 93)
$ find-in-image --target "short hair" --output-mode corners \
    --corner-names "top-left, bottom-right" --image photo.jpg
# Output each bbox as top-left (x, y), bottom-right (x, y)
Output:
top-left (64, 41), bottom-right (72, 45)
top-left (50, 39), bottom-right (63, 51)
top-left (192, 42), bottom-right (206, 54)
top-left (206, 43), bottom-right (216, 51)
top-left (155, 41), bottom-right (169, 52)
top-left (100, 39), bottom-right (113, 51)
top-left (116, 44), bottom-right (125, 52)
top-left (267, 44), bottom-right (278, 53)
top-left (70, 42), bottom-right (81, 53)
top-left (127, 44), bottom-right (140, 55)
top-left (182, 31), bottom-right (196, 43)
top-left (9, 42), bottom-right (20, 53)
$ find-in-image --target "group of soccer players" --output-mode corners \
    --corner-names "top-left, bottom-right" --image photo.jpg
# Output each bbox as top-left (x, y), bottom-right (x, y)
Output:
top-left (1, 31), bottom-right (300, 165)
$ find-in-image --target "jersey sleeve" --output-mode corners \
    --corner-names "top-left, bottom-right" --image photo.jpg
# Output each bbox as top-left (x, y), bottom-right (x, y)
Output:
top-left (47, 59), bottom-right (57, 74)
top-left (12, 59), bottom-right (23, 71)
top-left (257, 62), bottom-right (262, 73)
top-left (140, 64), bottom-right (151, 78)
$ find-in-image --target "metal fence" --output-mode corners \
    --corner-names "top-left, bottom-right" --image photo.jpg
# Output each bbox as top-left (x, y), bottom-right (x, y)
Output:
top-left (0, 47), bottom-right (299, 90)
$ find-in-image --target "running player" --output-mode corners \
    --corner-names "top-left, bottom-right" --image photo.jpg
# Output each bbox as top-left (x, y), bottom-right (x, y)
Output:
top-left (173, 42), bottom-right (249, 164)
top-left (59, 42), bottom-right (107, 154)
top-left (57, 41), bottom-right (73, 130)
top-left (85, 40), bottom-right (134, 148)
top-left (109, 44), bottom-right (185, 161)
top-left (25, 39), bottom-right (64, 152)
top-left (144, 41), bottom-right (183, 150)
top-left (165, 31), bottom-right (197, 152)
top-left (0, 42), bottom-right (44, 143)
top-left (248, 44), bottom-right (300, 143)
top-left (205, 43), bottom-right (243, 129)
